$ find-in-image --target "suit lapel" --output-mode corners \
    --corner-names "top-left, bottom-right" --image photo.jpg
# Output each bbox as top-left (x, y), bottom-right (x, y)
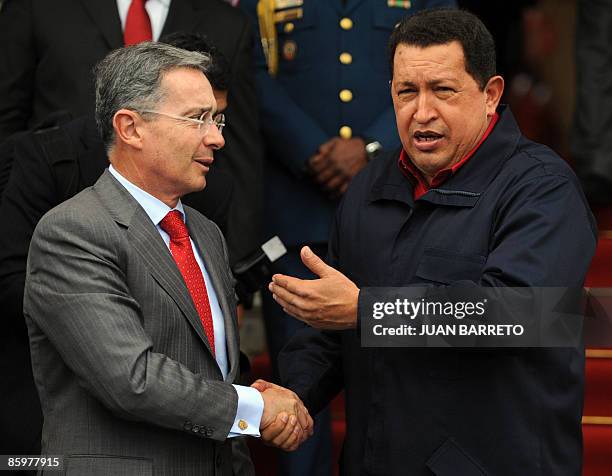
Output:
top-left (186, 211), bottom-right (239, 382)
top-left (79, 0), bottom-right (124, 50)
top-left (93, 171), bottom-right (216, 357)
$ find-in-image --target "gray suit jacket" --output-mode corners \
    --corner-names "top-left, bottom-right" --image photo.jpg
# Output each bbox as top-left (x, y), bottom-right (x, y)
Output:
top-left (23, 170), bottom-right (255, 476)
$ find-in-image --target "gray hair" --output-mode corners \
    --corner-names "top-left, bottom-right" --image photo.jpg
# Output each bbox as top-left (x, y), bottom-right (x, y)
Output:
top-left (94, 41), bottom-right (211, 151)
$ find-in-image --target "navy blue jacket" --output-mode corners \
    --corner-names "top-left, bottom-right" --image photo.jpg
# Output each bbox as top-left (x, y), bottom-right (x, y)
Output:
top-left (280, 107), bottom-right (597, 475)
top-left (242, 0), bottom-right (455, 246)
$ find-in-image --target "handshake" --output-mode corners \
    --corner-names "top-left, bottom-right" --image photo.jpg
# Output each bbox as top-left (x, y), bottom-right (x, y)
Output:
top-left (251, 379), bottom-right (314, 452)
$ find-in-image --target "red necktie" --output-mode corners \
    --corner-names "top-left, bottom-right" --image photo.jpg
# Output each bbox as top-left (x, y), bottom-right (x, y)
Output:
top-left (160, 211), bottom-right (215, 356)
top-left (124, 0), bottom-right (153, 46)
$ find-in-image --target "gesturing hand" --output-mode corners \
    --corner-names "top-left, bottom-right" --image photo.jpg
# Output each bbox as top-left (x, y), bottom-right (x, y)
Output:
top-left (268, 246), bottom-right (359, 329)
top-left (251, 379), bottom-right (313, 451)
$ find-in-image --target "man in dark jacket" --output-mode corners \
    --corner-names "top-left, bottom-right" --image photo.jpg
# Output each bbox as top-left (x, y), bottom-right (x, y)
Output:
top-left (266, 9), bottom-right (597, 475)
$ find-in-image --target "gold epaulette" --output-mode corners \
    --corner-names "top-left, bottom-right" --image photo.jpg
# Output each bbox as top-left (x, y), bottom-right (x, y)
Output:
top-left (257, 0), bottom-right (279, 76)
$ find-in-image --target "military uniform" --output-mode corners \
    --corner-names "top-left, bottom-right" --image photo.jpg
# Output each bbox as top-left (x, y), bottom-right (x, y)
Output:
top-left (241, 1), bottom-right (456, 474)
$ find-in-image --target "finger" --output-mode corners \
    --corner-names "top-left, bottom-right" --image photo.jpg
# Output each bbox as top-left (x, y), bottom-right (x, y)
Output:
top-left (295, 404), bottom-right (311, 432)
top-left (338, 181), bottom-right (349, 195)
top-left (313, 165), bottom-right (338, 184)
top-left (261, 412), bottom-right (289, 440)
top-left (308, 154), bottom-right (327, 173)
top-left (273, 293), bottom-right (313, 323)
top-left (272, 415), bottom-right (301, 450)
top-left (271, 274), bottom-right (311, 298)
top-left (323, 173), bottom-right (345, 192)
top-left (270, 282), bottom-right (315, 312)
top-left (300, 246), bottom-right (333, 278)
top-left (318, 137), bottom-right (338, 155)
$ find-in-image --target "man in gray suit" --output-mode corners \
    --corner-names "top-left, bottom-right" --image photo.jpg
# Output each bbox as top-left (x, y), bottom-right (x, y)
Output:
top-left (23, 42), bottom-right (311, 476)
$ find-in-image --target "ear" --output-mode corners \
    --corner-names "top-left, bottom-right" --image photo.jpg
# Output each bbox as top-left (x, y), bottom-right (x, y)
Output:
top-left (484, 75), bottom-right (504, 117)
top-left (113, 109), bottom-right (145, 150)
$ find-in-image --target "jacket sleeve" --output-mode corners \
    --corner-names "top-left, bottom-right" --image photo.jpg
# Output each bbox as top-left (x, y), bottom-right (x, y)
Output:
top-left (23, 209), bottom-right (240, 442)
top-left (0, 0), bottom-right (36, 141)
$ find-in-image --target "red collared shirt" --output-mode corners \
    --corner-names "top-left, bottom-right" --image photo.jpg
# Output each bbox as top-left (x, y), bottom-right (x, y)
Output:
top-left (399, 112), bottom-right (499, 200)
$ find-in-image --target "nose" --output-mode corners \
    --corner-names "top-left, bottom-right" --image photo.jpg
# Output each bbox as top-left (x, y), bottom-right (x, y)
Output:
top-left (203, 123), bottom-right (225, 150)
top-left (413, 92), bottom-right (438, 125)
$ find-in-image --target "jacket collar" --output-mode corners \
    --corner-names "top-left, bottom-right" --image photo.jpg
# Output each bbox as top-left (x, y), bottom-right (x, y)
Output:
top-left (369, 105), bottom-right (522, 208)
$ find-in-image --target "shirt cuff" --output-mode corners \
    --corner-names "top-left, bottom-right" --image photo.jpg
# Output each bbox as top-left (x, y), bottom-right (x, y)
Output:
top-left (228, 385), bottom-right (264, 438)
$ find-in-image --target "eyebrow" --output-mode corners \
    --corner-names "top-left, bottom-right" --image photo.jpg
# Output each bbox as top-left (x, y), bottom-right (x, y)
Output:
top-left (396, 78), bottom-right (458, 88)
top-left (183, 105), bottom-right (215, 116)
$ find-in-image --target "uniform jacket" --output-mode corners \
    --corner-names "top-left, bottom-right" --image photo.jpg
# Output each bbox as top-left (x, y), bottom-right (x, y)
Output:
top-left (0, 0), bottom-right (263, 262)
top-left (279, 107), bottom-right (597, 475)
top-left (241, 0), bottom-right (455, 246)
top-left (23, 170), bottom-right (253, 476)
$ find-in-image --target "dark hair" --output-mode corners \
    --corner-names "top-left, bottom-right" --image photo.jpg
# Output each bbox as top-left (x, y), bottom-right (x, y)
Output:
top-left (160, 32), bottom-right (231, 91)
top-left (388, 8), bottom-right (496, 90)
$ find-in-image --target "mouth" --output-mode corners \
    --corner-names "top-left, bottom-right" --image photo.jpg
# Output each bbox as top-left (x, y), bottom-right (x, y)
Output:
top-left (193, 156), bottom-right (213, 172)
top-left (413, 130), bottom-right (445, 152)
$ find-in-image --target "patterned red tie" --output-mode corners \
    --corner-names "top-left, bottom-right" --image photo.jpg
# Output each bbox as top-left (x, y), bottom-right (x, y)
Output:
top-left (160, 211), bottom-right (215, 356)
top-left (124, 0), bottom-right (153, 46)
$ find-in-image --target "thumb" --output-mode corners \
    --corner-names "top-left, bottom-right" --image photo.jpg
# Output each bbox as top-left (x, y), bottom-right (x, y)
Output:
top-left (251, 379), bottom-right (274, 392)
top-left (301, 246), bottom-right (333, 278)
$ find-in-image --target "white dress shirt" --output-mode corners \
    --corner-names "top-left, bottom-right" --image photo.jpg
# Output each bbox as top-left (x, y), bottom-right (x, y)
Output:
top-left (116, 0), bottom-right (171, 41)
top-left (109, 165), bottom-right (263, 437)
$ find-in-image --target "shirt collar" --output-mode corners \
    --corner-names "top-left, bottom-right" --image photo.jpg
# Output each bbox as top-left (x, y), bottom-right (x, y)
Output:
top-left (108, 164), bottom-right (185, 226)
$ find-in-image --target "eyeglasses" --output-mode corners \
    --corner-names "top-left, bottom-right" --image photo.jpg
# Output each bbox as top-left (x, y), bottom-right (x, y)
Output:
top-left (139, 109), bottom-right (226, 135)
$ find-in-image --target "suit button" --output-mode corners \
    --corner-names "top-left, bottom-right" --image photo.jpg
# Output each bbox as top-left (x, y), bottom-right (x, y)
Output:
top-left (183, 421), bottom-right (193, 431)
top-left (284, 22), bottom-right (295, 33)
top-left (199, 427), bottom-right (206, 435)
top-left (340, 17), bottom-right (353, 30)
top-left (339, 89), bottom-right (353, 102)
top-left (192, 425), bottom-right (200, 433)
top-left (339, 52), bottom-right (352, 65)
top-left (205, 428), bottom-right (214, 437)
top-left (339, 126), bottom-right (352, 139)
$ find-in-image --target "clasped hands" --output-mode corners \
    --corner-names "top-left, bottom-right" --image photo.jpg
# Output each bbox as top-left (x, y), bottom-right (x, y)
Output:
top-left (308, 137), bottom-right (367, 196)
top-left (251, 379), bottom-right (313, 451)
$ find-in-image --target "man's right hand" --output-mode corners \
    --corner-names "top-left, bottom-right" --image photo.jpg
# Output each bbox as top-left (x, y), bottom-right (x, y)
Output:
top-left (251, 379), bottom-right (313, 451)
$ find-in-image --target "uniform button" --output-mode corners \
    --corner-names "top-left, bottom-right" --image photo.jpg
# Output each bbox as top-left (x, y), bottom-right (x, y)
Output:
top-left (238, 419), bottom-right (248, 431)
top-left (339, 126), bottom-right (352, 139)
top-left (339, 89), bottom-right (353, 102)
top-left (339, 52), bottom-right (352, 64)
top-left (340, 17), bottom-right (353, 30)
top-left (284, 22), bottom-right (295, 33)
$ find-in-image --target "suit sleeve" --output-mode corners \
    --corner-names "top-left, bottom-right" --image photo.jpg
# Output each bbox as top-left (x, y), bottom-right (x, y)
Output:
top-left (0, 0), bottom-right (36, 141)
top-left (24, 209), bottom-right (240, 442)
top-left (241, 0), bottom-right (327, 178)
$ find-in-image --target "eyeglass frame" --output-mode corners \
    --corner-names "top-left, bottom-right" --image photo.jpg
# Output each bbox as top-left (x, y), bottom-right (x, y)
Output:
top-left (138, 109), bottom-right (226, 135)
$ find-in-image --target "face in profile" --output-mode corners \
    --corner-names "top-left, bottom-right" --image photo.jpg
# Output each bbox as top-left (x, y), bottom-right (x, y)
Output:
top-left (139, 67), bottom-right (225, 202)
top-left (391, 41), bottom-right (502, 182)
